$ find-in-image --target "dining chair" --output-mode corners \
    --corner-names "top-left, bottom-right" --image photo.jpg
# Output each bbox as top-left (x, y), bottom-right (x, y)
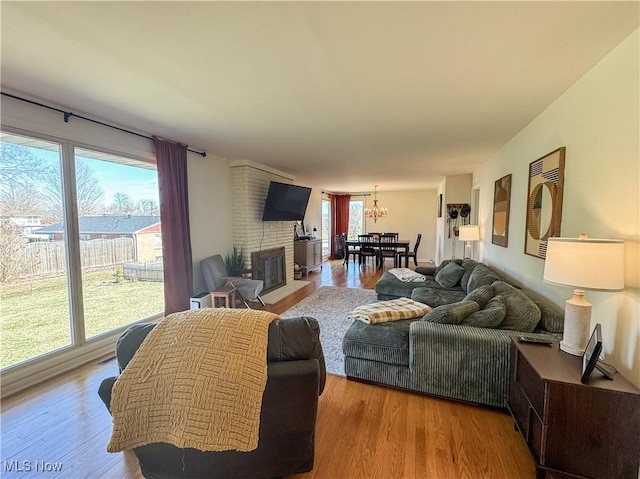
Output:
top-left (338, 233), bottom-right (360, 266)
top-left (398, 233), bottom-right (421, 267)
top-left (358, 234), bottom-right (378, 267)
top-left (378, 233), bottom-right (399, 269)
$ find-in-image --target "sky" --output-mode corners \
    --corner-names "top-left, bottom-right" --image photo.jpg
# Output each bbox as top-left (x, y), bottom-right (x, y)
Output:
top-left (11, 142), bottom-right (160, 207)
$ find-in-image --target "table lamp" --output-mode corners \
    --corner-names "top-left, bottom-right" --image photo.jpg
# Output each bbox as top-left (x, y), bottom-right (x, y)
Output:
top-left (543, 235), bottom-right (624, 355)
top-left (458, 225), bottom-right (480, 259)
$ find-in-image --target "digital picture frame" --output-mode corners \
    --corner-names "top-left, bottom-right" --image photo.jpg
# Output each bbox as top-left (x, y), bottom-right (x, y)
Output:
top-left (581, 323), bottom-right (614, 384)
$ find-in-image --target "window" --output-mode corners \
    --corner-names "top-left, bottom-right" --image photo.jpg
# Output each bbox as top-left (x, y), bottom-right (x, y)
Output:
top-left (0, 131), bottom-right (163, 369)
top-left (348, 199), bottom-right (364, 239)
top-left (1, 132), bottom-right (72, 368)
top-left (75, 147), bottom-right (163, 339)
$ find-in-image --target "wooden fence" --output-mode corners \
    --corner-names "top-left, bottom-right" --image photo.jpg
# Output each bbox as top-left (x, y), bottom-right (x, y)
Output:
top-left (123, 262), bottom-right (164, 282)
top-left (17, 238), bottom-right (137, 278)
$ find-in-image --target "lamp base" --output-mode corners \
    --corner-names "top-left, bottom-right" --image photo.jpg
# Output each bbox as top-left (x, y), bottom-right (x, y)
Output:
top-left (560, 289), bottom-right (592, 356)
top-left (559, 340), bottom-right (586, 356)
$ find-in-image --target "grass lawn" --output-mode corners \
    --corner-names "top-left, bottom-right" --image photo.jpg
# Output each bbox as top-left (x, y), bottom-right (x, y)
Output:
top-left (1, 270), bottom-right (163, 369)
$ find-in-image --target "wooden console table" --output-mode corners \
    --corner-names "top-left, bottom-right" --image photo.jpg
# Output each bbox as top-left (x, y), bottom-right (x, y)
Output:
top-left (508, 338), bottom-right (640, 479)
top-left (294, 239), bottom-right (323, 277)
top-left (210, 285), bottom-right (236, 308)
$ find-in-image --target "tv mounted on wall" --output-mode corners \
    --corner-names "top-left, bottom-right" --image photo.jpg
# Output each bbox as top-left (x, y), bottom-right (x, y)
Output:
top-left (262, 181), bottom-right (312, 222)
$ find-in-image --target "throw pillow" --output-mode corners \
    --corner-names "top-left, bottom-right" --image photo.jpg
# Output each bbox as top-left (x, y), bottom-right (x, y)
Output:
top-left (461, 296), bottom-right (506, 328)
top-left (492, 281), bottom-right (541, 332)
top-left (422, 300), bottom-right (480, 325)
top-left (460, 258), bottom-right (479, 292)
top-left (434, 261), bottom-right (465, 288)
top-left (466, 264), bottom-right (501, 293)
top-left (463, 284), bottom-right (494, 308)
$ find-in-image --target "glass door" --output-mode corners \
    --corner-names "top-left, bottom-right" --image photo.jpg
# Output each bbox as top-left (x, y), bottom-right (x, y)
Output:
top-left (321, 198), bottom-right (331, 259)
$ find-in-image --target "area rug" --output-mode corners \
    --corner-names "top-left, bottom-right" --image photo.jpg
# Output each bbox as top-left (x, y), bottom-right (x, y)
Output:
top-left (261, 280), bottom-right (310, 304)
top-left (280, 286), bottom-right (377, 376)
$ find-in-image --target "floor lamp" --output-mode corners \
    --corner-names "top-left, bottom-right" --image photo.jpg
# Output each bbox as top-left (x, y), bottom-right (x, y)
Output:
top-left (458, 225), bottom-right (480, 259)
top-left (543, 235), bottom-right (624, 356)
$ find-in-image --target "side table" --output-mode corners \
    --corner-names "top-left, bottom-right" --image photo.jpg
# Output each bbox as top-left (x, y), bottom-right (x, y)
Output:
top-left (210, 285), bottom-right (236, 308)
top-left (507, 337), bottom-right (640, 479)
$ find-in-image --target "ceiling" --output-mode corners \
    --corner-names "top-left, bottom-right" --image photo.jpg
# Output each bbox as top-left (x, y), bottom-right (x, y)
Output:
top-left (1, 2), bottom-right (638, 193)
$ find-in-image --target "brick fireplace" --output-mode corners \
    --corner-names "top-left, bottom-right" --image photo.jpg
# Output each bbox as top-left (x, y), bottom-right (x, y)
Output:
top-left (230, 161), bottom-right (296, 293)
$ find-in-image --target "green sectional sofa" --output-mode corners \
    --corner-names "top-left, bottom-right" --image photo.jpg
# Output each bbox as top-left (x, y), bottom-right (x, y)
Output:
top-left (343, 259), bottom-right (564, 408)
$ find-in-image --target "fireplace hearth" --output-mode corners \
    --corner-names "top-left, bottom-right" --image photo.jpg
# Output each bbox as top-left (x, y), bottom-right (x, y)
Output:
top-left (251, 247), bottom-right (286, 294)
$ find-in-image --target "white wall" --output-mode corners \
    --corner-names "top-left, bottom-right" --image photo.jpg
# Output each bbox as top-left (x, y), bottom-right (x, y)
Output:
top-left (189, 154), bottom-right (233, 293)
top-left (364, 189), bottom-right (437, 264)
top-left (473, 30), bottom-right (640, 387)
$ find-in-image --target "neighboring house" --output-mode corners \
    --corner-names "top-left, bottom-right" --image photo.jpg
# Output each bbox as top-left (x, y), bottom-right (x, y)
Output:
top-left (33, 215), bottom-right (162, 262)
top-left (0, 211), bottom-right (51, 240)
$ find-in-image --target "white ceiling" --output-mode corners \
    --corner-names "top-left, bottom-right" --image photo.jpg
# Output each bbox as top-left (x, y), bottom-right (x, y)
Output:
top-left (1, 2), bottom-right (638, 192)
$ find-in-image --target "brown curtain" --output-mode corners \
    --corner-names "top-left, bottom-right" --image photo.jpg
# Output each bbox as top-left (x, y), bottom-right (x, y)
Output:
top-left (330, 194), bottom-right (351, 258)
top-left (154, 136), bottom-right (193, 315)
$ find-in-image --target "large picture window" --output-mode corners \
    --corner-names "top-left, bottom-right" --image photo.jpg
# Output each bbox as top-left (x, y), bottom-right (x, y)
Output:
top-left (0, 131), bottom-right (163, 369)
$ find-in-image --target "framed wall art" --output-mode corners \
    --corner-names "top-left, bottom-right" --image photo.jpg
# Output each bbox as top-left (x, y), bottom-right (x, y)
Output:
top-left (525, 147), bottom-right (565, 259)
top-left (492, 174), bottom-right (511, 247)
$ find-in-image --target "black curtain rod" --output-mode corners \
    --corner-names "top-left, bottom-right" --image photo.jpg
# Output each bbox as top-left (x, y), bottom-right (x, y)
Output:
top-left (322, 190), bottom-right (371, 196)
top-left (1, 91), bottom-right (207, 157)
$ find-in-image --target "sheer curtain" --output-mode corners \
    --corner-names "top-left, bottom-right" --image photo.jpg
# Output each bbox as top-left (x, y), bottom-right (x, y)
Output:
top-left (330, 194), bottom-right (351, 259)
top-left (153, 137), bottom-right (193, 315)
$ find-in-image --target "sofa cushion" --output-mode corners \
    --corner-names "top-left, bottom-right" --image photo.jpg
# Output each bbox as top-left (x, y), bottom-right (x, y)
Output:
top-left (466, 264), bottom-right (501, 293)
top-left (422, 300), bottom-right (480, 325)
top-left (411, 287), bottom-right (466, 307)
top-left (434, 261), bottom-right (465, 288)
top-left (492, 281), bottom-right (541, 332)
top-left (461, 296), bottom-right (506, 328)
top-left (342, 319), bottom-right (413, 366)
top-left (375, 271), bottom-right (428, 299)
top-left (525, 289), bottom-right (565, 333)
top-left (463, 284), bottom-right (494, 308)
top-left (414, 265), bottom-right (436, 276)
top-left (459, 259), bottom-right (480, 292)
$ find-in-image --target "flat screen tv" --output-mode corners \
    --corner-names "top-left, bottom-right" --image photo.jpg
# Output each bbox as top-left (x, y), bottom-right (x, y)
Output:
top-left (262, 181), bottom-right (312, 221)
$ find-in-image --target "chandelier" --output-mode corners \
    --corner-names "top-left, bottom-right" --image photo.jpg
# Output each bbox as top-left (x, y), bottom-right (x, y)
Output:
top-left (364, 185), bottom-right (388, 223)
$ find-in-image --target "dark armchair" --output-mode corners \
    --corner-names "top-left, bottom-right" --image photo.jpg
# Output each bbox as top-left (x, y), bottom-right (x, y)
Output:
top-left (98, 317), bottom-right (326, 479)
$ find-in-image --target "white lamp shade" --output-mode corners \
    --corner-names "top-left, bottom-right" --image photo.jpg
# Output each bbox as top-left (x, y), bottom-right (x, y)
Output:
top-left (458, 225), bottom-right (480, 242)
top-left (543, 237), bottom-right (624, 291)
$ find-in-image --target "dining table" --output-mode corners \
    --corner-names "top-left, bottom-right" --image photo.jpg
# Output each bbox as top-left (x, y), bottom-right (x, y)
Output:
top-left (345, 239), bottom-right (411, 268)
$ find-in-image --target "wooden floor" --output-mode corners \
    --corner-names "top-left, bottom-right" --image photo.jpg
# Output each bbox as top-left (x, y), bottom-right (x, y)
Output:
top-left (0, 260), bottom-right (536, 479)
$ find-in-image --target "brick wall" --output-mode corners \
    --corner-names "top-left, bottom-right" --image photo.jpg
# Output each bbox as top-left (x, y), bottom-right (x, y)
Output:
top-left (230, 162), bottom-right (295, 285)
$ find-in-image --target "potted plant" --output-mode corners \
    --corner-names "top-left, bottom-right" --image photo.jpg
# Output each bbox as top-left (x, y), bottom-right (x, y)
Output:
top-left (224, 244), bottom-right (247, 276)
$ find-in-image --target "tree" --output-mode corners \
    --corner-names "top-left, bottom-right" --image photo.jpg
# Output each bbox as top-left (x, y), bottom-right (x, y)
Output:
top-left (0, 143), bottom-right (48, 216)
top-left (133, 199), bottom-right (160, 216)
top-left (39, 160), bottom-right (105, 221)
top-left (1, 143), bottom-right (105, 222)
top-left (0, 223), bottom-right (28, 284)
top-left (110, 192), bottom-right (134, 215)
